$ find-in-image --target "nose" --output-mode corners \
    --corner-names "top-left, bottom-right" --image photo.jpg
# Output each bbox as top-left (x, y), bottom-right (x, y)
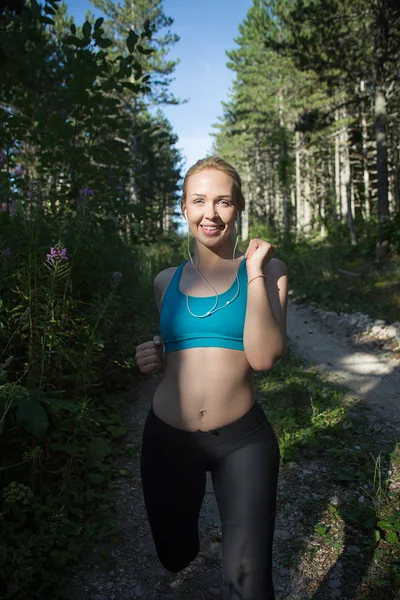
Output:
top-left (204, 202), bottom-right (218, 220)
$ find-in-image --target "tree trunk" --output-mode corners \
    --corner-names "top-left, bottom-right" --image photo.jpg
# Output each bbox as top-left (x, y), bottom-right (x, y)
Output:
top-left (328, 148), bottom-right (336, 221)
top-left (303, 150), bottom-right (312, 231)
top-left (374, 0), bottom-right (389, 220)
top-left (335, 113), bottom-right (341, 221)
top-left (241, 162), bottom-right (251, 242)
top-left (342, 121), bottom-right (357, 245)
top-left (360, 80), bottom-right (371, 219)
top-left (278, 89), bottom-right (289, 234)
top-left (375, 87), bottom-right (389, 219)
top-left (295, 130), bottom-right (302, 233)
top-left (339, 114), bottom-right (348, 221)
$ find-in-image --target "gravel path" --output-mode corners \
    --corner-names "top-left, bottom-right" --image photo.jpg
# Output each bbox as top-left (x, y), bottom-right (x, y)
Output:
top-left (69, 301), bottom-right (400, 600)
top-left (287, 300), bottom-right (400, 433)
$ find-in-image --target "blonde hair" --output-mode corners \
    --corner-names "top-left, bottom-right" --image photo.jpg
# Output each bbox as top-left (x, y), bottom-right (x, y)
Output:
top-left (181, 156), bottom-right (245, 213)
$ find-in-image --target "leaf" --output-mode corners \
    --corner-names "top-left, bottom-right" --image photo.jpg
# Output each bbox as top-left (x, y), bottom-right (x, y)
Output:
top-left (375, 529), bottom-right (381, 542)
top-left (16, 398), bottom-right (49, 439)
top-left (82, 21), bottom-right (92, 39)
top-left (119, 469), bottom-right (131, 477)
top-left (45, 398), bottom-right (79, 414)
top-left (137, 45), bottom-right (153, 55)
top-left (94, 17), bottom-right (104, 30)
top-left (63, 35), bottom-right (82, 46)
top-left (88, 473), bottom-right (105, 485)
top-left (127, 30), bottom-right (139, 53)
top-left (30, 0), bottom-right (40, 15)
top-left (378, 520), bottom-right (394, 530)
top-left (107, 425), bottom-right (127, 437)
top-left (40, 16), bottom-right (55, 26)
top-left (386, 532), bottom-right (399, 544)
top-left (70, 24), bottom-right (76, 35)
top-left (41, 569), bottom-right (59, 583)
top-left (44, 5), bottom-right (56, 15)
top-left (52, 443), bottom-right (79, 457)
top-left (96, 38), bottom-right (113, 49)
top-left (122, 81), bottom-right (141, 92)
top-left (89, 437), bottom-right (112, 460)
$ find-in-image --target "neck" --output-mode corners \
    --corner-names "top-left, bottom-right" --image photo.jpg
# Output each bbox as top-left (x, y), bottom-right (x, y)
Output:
top-left (191, 239), bottom-right (241, 268)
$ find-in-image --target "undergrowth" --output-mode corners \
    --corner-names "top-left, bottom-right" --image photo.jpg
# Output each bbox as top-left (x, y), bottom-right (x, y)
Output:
top-left (258, 349), bottom-right (399, 599)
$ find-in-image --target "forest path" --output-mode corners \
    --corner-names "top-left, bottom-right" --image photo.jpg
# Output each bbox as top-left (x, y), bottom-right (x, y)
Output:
top-left (287, 300), bottom-right (400, 433)
top-left (70, 301), bottom-right (400, 600)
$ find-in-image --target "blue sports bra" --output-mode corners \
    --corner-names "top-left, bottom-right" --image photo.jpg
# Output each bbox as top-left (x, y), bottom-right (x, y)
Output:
top-left (160, 258), bottom-right (248, 353)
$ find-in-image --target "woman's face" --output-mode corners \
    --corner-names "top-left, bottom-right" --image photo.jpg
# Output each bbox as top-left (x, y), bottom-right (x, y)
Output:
top-left (183, 169), bottom-right (238, 246)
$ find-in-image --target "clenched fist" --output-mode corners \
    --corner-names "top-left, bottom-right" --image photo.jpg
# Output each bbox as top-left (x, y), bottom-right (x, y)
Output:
top-left (135, 335), bottom-right (164, 375)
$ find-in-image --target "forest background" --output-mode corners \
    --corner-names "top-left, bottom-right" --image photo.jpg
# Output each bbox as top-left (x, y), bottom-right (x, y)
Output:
top-left (0, 0), bottom-right (399, 599)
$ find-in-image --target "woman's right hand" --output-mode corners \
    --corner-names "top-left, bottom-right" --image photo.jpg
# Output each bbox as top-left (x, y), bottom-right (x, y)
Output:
top-left (135, 335), bottom-right (164, 375)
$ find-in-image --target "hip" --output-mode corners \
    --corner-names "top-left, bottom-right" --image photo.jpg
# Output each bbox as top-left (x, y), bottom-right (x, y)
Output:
top-left (143, 399), bottom-right (279, 467)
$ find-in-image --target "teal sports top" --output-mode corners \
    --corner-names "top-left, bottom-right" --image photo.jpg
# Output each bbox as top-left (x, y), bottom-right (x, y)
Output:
top-left (160, 258), bottom-right (248, 353)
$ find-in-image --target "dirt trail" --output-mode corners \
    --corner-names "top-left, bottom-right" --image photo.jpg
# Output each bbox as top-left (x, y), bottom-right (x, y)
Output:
top-left (70, 301), bottom-right (400, 600)
top-left (287, 301), bottom-right (400, 433)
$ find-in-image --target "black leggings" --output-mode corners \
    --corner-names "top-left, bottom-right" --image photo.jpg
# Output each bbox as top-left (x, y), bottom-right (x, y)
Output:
top-left (140, 401), bottom-right (280, 600)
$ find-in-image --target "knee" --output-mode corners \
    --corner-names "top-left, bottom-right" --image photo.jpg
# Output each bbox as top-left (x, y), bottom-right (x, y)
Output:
top-left (157, 545), bottom-right (199, 573)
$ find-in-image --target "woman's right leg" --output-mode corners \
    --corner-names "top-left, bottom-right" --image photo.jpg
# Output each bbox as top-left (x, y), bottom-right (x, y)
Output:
top-left (140, 407), bottom-right (207, 572)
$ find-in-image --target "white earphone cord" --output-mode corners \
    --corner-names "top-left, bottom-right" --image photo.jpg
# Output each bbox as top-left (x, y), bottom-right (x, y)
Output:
top-left (185, 220), bottom-right (240, 318)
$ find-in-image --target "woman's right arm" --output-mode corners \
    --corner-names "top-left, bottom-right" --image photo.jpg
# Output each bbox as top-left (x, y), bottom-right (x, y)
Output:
top-left (134, 269), bottom-right (169, 375)
top-left (135, 336), bottom-right (164, 375)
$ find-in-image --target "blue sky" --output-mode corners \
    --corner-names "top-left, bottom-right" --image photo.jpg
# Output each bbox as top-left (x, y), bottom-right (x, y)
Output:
top-left (66, 0), bottom-right (253, 170)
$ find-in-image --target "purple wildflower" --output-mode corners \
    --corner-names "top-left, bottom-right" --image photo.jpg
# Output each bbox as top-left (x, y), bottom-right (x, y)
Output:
top-left (111, 271), bottom-right (122, 287)
top-left (46, 246), bottom-right (68, 262)
top-left (79, 187), bottom-right (94, 197)
top-left (1, 202), bottom-right (7, 212)
top-left (134, 260), bottom-right (141, 267)
top-left (0, 248), bottom-right (11, 258)
top-left (14, 165), bottom-right (23, 176)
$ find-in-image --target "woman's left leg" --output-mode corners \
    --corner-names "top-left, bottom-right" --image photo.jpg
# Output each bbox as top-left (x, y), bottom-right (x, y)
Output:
top-left (211, 439), bottom-right (280, 600)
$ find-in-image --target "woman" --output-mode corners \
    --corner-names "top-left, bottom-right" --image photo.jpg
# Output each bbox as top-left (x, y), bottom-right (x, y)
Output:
top-left (135, 156), bottom-right (288, 600)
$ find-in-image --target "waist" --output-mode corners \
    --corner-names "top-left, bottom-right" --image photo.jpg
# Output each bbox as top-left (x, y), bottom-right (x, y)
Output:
top-left (153, 350), bottom-right (254, 430)
top-left (153, 385), bottom-right (255, 431)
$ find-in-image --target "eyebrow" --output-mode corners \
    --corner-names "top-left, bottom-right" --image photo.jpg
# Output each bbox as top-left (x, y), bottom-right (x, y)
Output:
top-left (190, 194), bottom-right (232, 199)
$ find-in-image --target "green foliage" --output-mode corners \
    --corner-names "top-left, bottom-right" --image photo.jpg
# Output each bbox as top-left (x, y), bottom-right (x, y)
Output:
top-left (213, 0), bottom-right (400, 245)
top-left (0, 1), bottom-right (183, 598)
top-left (278, 231), bottom-right (400, 321)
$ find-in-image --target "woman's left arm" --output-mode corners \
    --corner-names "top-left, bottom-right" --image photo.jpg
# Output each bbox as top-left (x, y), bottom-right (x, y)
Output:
top-left (243, 240), bottom-right (288, 371)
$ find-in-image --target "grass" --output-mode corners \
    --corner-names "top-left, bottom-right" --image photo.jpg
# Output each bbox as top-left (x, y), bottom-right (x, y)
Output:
top-left (257, 348), bottom-right (400, 599)
top-left (279, 241), bottom-right (400, 323)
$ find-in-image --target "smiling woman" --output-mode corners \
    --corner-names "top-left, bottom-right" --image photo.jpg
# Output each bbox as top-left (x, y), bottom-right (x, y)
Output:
top-left (135, 156), bottom-right (288, 600)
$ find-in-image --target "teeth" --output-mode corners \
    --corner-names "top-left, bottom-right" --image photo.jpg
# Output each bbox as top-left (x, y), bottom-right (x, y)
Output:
top-left (203, 226), bottom-right (219, 230)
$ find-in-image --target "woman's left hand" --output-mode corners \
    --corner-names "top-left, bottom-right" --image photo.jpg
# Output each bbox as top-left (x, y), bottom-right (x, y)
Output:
top-left (243, 238), bottom-right (275, 272)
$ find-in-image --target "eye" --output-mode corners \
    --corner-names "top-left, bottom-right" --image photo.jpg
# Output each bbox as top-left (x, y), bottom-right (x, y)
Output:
top-left (193, 199), bottom-right (204, 204)
top-left (219, 200), bottom-right (231, 206)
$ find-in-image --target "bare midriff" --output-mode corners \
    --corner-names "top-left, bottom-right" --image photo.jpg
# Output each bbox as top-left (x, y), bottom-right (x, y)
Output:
top-left (152, 347), bottom-right (255, 432)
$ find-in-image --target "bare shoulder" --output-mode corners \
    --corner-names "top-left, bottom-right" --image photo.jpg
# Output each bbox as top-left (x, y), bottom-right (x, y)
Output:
top-left (263, 257), bottom-right (288, 279)
top-left (154, 266), bottom-right (179, 312)
top-left (154, 266), bottom-right (178, 287)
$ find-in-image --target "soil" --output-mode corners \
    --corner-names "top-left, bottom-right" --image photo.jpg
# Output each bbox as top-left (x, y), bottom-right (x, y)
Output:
top-left (69, 300), bottom-right (400, 600)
